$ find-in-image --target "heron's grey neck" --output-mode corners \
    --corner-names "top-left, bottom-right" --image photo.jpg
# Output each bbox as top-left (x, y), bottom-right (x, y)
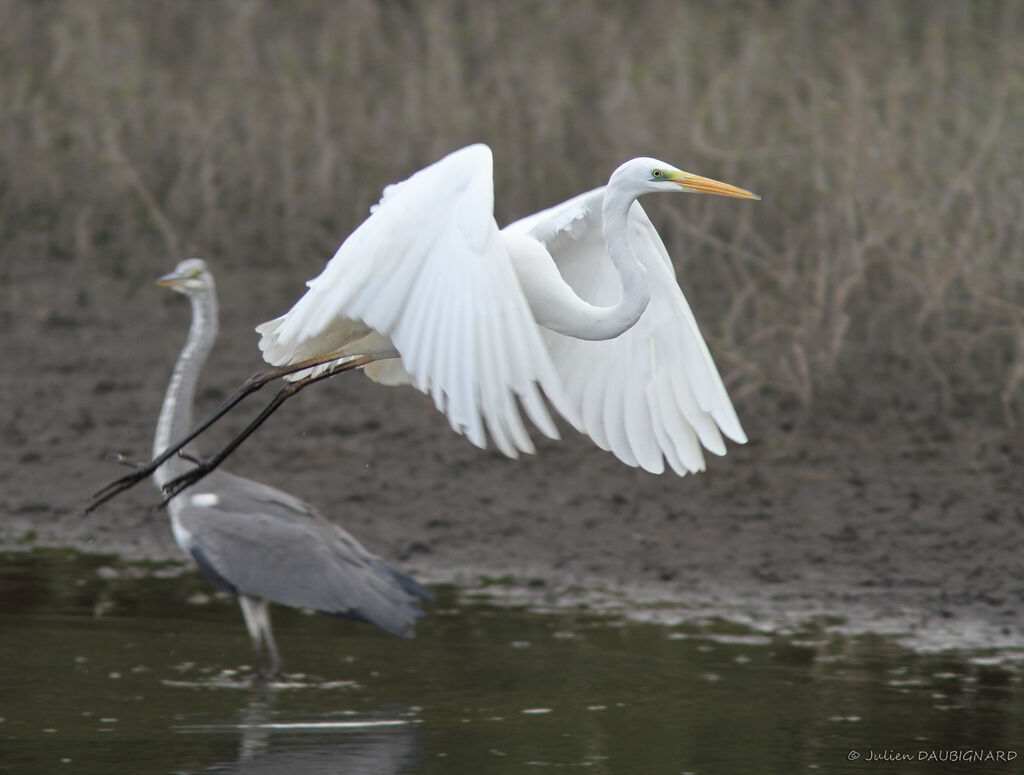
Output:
top-left (153, 286), bottom-right (218, 490)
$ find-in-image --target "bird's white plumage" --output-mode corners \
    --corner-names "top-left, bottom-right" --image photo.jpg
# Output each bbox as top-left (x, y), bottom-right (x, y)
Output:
top-left (258, 145), bottom-right (576, 459)
top-left (258, 144), bottom-right (750, 474)
top-left (507, 188), bottom-right (746, 474)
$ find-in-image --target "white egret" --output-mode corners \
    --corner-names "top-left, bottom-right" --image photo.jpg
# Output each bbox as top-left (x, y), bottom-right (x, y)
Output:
top-left (89, 144), bottom-right (758, 508)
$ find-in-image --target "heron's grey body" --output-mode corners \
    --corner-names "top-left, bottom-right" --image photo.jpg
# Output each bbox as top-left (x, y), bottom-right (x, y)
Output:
top-left (152, 259), bottom-right (430, 675)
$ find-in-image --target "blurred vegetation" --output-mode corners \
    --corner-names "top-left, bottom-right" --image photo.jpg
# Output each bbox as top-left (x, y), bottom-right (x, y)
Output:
top-left (2, 0), bottom-right (1023, 429)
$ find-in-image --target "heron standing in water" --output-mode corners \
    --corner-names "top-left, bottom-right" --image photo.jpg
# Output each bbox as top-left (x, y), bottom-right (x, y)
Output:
top-left (150, 258), bottom-right (431, 676)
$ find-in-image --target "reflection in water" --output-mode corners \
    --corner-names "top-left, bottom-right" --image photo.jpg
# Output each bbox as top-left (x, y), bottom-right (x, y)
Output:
top-left (182, 686), bottom-right (422, 774)
top-left (3, 550), bottom-right (1024, 774)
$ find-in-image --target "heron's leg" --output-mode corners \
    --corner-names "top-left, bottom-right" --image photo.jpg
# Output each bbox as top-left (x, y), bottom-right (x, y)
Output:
top-left (85, 353), bottom-right (363, 514)
top-left (159, 356), bottom-right (373, 504)
top-left (239, 596), bottom-right (272, 678)
top-left (260, 609), bottom-right (283, 679)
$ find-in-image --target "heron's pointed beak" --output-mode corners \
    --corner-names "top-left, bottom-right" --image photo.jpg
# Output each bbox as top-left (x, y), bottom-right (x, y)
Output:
top-left (156, 270), bottom-right (188, 287)
top-left (670, 171), bottom-right (760, 200)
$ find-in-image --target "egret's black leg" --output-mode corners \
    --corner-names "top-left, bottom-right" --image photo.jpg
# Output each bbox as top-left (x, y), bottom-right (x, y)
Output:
top-left (159, 356), bottom-right (372, 504)
top-left (86, 378), bottom-right (265, 513)
top-left (85, 354), bottom-right (368, 514)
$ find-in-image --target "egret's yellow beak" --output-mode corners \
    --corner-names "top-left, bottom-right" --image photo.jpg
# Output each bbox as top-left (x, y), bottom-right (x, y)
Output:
top-left (670, 170), bottom-right (760, 200)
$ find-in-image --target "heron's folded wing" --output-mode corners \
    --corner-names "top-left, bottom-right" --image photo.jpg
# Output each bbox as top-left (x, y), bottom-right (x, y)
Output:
top-left (257, 144), bottom-right (574, 459)
top-left (506, 190), bottom-right (746, 475)
top-left (178, 472), bottom-right (426, 637)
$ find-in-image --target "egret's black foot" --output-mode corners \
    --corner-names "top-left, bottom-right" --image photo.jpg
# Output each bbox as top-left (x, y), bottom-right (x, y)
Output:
top-left (86, 467), bottom-right (153, 514)
top-left (161, 464), bottom-right (214, 504)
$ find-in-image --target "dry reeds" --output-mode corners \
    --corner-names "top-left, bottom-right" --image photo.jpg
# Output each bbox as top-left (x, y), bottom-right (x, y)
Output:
top-left (3, 0), bottom-right (1022, 428)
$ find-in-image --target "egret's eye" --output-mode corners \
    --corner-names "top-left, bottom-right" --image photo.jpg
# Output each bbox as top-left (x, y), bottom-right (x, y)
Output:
top-left (651, 169), bottom-right (664, 180)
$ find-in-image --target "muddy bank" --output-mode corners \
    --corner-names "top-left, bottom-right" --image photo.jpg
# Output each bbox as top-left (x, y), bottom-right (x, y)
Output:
top-left (3, 264), bottom-right (1022, 653)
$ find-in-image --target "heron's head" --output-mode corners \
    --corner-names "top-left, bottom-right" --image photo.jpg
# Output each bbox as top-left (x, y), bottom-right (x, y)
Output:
top-left (156, 258), bottom-right (213, 295)
top-left (610, 157), bottom-right (760, 200)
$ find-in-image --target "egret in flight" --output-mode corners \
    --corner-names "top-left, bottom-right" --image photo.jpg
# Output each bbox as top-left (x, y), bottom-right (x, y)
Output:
top-left (149, 259), bottom-right (430, 676)
top-left (89, 144), bottom-right (758, 509)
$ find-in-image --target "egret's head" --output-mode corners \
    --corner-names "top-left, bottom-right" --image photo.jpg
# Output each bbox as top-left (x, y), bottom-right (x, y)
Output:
top-left (611, 157), bottom-right (760, 200)
top-left (156, 258), bottom-right (213, 295)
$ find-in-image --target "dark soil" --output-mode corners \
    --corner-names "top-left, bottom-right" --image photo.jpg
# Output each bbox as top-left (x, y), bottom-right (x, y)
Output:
top-left (3, 258), bottom-right (1023, 652)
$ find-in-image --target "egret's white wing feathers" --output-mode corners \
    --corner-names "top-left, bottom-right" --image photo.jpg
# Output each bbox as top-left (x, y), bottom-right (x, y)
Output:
top-left (505, 187), bottom-right (746, 475)
top-left (257, 144), bottom-right (576, 458)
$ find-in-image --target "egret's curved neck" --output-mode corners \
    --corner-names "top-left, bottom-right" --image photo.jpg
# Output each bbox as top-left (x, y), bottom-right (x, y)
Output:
top-left (153, 287), bottom-right (218, 489)
top-left (510, 183), bottom-right (651, 342)
top-left (596, 183), bottom-right (651, 336)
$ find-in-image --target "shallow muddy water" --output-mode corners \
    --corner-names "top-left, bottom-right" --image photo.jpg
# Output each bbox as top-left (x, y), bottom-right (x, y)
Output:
top-left (2, 551), bottom-right (1023, 773)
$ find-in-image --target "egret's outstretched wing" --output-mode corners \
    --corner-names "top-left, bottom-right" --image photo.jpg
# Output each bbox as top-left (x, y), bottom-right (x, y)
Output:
top-left (506, 188), bottom-right (746, 475)
top-left (175, 471), bottom-right (428, 638)
top-left (257, 144), bottom-right (575, 459)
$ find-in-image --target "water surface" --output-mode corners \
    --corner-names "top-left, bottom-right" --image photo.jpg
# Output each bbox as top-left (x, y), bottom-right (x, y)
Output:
top-left (2, 551), bottom-right (1022, 773)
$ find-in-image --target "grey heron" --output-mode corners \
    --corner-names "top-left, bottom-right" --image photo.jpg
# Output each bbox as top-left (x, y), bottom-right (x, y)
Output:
top-left (150, 258), bottom-right (431, 676)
